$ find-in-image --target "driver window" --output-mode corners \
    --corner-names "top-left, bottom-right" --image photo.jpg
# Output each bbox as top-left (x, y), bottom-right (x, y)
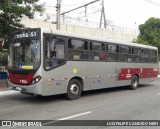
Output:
top-left (54, 44), bottom-right (65, 59)
top-left (44, 35), bottom-right (65, 70)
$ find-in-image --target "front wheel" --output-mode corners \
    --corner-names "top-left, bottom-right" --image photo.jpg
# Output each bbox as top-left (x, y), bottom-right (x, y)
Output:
top-left (130, 75), bottom-right (139, 90)
top-left (66, 79), bottom-right (82, 100)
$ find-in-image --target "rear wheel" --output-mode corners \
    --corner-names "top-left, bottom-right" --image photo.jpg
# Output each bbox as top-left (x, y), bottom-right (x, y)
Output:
top-left (66, 79), bottom-right (82, 100)
top-left (130, 75), bottom-right (139, 90)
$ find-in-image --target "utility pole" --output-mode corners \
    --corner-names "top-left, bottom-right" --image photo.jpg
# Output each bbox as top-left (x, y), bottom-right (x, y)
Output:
top-left (56, 0), bottom-right (61, 30)
top-left (99, 0), bottom-right (107, 28)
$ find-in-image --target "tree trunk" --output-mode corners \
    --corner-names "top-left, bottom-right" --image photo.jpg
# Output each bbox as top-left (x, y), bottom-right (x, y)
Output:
top-left (0, 39), bottom-right (4, 51)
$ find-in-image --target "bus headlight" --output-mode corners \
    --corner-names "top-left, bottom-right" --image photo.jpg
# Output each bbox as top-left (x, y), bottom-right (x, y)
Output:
top-left (31, 76), bottom-right (42, 84)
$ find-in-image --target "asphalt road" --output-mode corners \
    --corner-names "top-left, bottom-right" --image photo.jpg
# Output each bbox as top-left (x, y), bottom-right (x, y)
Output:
top-left (0, 78), bottom-right (160, 129)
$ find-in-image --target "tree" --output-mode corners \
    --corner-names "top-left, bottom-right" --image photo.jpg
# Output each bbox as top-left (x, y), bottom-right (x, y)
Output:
top-left (0, 0), bottom-right (45, 50)
top-left (134, 17), bottom-right (160, 56)
top-left (0, 51), bottom-right (8, 66)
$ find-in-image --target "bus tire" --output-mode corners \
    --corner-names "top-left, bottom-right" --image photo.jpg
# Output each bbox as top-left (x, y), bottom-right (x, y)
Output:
top-left (130, 75), bottom-right (139, 90)
top-left (66, 79), bottom-right (82, 100)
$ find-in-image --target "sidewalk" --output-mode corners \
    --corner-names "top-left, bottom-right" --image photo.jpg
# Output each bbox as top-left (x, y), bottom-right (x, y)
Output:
top-left (0, 80), bottom-right (9, 91)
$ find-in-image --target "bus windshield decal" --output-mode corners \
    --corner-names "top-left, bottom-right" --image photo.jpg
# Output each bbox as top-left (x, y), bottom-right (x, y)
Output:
top-left (22, 65), bottom-right (34, 70)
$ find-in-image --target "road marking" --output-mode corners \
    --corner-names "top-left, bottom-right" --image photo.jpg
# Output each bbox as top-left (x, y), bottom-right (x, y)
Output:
top-left (157, 93), bottom-right (160, 95)
top-left (0, 90), bottom-right (20, 96)
top-left (42, 111), bottom-right (92, 126)
top-left (58, 111), bottom-right (92, 120)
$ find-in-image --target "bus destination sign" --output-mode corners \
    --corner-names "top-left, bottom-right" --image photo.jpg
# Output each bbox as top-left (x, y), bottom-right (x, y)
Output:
top-left (14, 29), bottom-right (40, 39)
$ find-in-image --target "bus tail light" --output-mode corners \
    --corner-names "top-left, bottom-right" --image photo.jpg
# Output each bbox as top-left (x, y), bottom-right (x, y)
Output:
top-left (31, 76), bottom-right (42, 84)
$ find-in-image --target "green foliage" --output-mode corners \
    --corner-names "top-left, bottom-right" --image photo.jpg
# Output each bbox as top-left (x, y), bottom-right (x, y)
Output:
top-left (133, 17), bottom-right (160, 58)
top-left (0, 52), bottom-right (8, 66)
top-left (0, 0), bottom-right (45, 49)
top-left (134, 17), bottom-right (160, 57)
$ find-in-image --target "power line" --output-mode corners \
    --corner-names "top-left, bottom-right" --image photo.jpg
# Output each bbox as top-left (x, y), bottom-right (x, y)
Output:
top-left (145, 0), bottom-right (160, 7)
top-left (61, 4), bottom-right (80, 6)
top-left (61, 0), bottom-right (100, 15)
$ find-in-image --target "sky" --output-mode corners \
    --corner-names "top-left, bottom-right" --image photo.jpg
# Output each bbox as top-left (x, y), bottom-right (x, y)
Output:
top-left (38, 0), bottom-right (160, 29)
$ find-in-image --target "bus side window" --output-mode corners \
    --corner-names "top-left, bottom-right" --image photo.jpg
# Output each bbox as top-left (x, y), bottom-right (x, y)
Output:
top-left (119, 45), bottom-right (131, 62)
top-left (132, 47), bottom-right (140, 62)
top-left (149, 49), bottom-right (157, 63)
top-left (141, 49), bottom-right (149, 62)
top-left (55, 44), bottom-right (65, 59)
top-left (68, 39), bottom-right (89, 60)
top-left (106, 44), bottom-right (119, 61)
top-left (90, 42), bottom-right (105, 61)
top-left (99, 52), bottom-right (105, 60)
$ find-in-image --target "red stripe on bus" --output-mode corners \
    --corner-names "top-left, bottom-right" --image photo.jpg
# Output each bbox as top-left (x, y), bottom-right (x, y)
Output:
top-left (8, 72), bottom-right (35, 85)
top-left (118, 68), bottom-right (158, 81)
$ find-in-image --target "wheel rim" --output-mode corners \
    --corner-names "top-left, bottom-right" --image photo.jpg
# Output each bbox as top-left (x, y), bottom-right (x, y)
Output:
top-left (70, 84), bottom-right (79, 95)
top-left (132, 78), bottom-right (138, 87)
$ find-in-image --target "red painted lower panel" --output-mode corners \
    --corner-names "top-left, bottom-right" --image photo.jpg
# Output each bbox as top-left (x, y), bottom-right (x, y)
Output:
top-left (118, 68), bottom-right (158, 81)
top-left (8, 72), bottom-right (35, 85)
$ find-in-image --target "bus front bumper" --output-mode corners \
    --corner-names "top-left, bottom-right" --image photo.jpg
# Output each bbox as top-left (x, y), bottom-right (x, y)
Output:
top-left (8, 80), bottom-right (42, 96)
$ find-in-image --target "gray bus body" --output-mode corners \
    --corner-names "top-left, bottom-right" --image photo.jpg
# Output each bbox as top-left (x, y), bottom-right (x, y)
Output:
top-left (8, 28), bottom-right (159, 99)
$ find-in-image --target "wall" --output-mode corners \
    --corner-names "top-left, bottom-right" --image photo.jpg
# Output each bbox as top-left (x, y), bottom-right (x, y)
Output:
top-left (21, 17), bottom-right (138, 42)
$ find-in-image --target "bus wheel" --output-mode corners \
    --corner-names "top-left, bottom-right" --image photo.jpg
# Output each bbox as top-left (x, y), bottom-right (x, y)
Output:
top-left (66, 79), bottom-right (82, 100)
top-left (130, 75), bottom-right (139, 90)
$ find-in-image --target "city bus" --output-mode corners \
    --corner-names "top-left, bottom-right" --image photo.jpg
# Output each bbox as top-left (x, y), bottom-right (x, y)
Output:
top-left (8, 28), bottom-right (159, 100)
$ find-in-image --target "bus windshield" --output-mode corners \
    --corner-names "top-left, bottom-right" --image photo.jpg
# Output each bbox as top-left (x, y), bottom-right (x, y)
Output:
top-left (11, 39), bottom-right (40, 70)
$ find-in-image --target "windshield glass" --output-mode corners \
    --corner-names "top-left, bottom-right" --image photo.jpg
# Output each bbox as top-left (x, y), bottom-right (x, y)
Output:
top-left (11, 39), bottom-right (40, 70)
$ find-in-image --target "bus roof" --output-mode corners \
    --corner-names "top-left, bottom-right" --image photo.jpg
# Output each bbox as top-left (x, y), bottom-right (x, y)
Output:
top-left (42, 28), bottom-right (157, 50)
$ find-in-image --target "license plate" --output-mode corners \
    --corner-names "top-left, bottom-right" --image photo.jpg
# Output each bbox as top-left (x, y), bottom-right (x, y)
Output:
top-left (15, 87), bottom-right (22, 91)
